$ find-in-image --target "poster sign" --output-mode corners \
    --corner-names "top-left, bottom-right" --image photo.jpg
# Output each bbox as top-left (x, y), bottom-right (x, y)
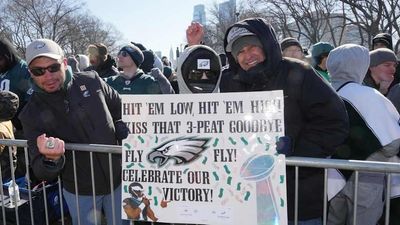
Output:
top-left (121, 91), bottom-right (287, 225)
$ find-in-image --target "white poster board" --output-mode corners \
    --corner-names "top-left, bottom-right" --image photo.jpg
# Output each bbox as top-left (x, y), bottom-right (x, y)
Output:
top-left (121, 91), bottom-right (287, 225)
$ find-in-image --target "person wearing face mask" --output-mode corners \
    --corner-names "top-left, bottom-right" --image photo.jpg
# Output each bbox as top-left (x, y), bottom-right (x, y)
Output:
top-left (176, 45), bottom-right (222, 94)
top-left (177, 22), bottom-right (222, 95)
top-left (219, 18), bottom-right (349, 225)
top-left (104, 44), bottom-right (162, 95)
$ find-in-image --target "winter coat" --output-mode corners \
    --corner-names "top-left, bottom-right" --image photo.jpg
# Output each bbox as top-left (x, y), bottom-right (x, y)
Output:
top-left (85, 54), bottom-right (119, 78)
top-left (220, 18), bottom-right (349, 220)
top-left (19, 70), bottom-right (124, 195)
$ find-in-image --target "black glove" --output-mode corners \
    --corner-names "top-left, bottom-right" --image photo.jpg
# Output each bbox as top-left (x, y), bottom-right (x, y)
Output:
top-left (114, 120), bottom-right (129, 143)
top-left (276, 136), bottom-right (293, 156)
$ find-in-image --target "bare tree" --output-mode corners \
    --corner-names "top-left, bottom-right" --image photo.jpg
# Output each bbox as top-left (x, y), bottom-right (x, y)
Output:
top-left (0, 0), bottom-right (122, 57)
top-left (204, 0), bottom-right (265, 53)
top-left (250, 0), bottom-right (346, 48)
top-left (339, 0), bottom-right (400, 52)
top-left (245, 0), bottom-right (400, 52)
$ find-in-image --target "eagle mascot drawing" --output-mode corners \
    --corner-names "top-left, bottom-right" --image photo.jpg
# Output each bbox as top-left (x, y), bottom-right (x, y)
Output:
top-left (148, 137), bottom-right (210, 167)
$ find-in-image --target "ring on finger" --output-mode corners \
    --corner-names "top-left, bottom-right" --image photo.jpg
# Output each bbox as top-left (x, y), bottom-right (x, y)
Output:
top-left (46, 139), bottom-right (55, 149)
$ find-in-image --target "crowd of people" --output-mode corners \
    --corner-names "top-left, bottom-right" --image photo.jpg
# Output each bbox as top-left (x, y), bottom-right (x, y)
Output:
top-left (0, 16), bottom-right (400, 225)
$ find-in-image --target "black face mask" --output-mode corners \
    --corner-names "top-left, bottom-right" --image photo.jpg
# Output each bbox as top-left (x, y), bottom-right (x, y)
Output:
top-left (184, 70), bottom-right (219, 93)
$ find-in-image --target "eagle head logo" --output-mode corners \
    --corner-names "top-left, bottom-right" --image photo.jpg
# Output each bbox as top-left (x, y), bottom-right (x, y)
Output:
top-left (147, 137), bottom-right (210, 167)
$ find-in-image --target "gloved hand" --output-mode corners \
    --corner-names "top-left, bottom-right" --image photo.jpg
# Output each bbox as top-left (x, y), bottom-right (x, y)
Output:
top-left (276, 136), bottom-right (293, 156)
top-left (114, 120), bottom-right (129, 143)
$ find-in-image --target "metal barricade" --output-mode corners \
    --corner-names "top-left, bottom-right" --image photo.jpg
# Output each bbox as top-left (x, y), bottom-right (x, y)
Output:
top-left (0, 139), bottom-right (399, 225)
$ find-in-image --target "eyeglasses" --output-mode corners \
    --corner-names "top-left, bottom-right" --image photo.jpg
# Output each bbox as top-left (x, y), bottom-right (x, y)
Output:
top-left (118, 51), bottom-right (128, 57)
top-left (29, 63), bottom-right (61, 77)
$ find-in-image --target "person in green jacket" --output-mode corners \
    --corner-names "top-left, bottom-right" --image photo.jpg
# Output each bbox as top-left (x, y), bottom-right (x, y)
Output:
top-left (105, 44), bottom-right (162, 95)
top-left (0, 38), bottom-right (33, 178)
top-left (311, 42), bottom-right (334, 83)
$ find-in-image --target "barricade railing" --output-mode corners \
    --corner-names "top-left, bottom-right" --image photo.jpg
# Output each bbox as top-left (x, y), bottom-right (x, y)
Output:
top-left (0, 139), bottom-right (399, 225)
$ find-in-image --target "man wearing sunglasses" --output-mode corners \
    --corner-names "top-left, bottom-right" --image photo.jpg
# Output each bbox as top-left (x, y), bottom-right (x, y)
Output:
top-left (105, 44), bottom-right (162, 95)
top-left (19, 39), bottom-right (129, 225)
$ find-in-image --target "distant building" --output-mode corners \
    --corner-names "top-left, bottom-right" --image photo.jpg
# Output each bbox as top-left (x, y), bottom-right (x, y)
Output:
top-left (154, 51), bottom-right (162, 59)
top-left (219, 0), bottom-right (237, 24)
top-left (286, 12), bottom-right (368, 49)
top-left (169, 47), bottom-right (175, 67)
top-left (193, 4), bottom-right (206, 25)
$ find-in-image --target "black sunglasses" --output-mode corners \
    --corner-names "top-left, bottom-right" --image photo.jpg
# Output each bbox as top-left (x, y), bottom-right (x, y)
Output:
top-left (118, 51), bottom-right (128, 57)
top-left (188, 70), bottom-right (218, 81)
top-left (30, 63), bottom-right (62, 77)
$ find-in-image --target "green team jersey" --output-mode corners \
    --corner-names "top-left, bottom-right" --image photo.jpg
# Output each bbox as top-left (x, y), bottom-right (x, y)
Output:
top-left (314, 68), bottom-right (331, 83)
top-left (0, 60), bottom-right (32, 103)
top-left (105, 70), bottom-right (162, 95)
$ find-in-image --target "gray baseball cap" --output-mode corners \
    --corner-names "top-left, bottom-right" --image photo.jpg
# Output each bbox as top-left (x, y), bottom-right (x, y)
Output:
top-left (26, 39), bottom-right (64, 65)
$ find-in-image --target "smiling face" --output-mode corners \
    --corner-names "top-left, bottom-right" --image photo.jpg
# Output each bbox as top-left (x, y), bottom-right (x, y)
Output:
top-left (29, 57), bottom-right (67, 93)
top-left (236, 45), bottom-right (266, 71)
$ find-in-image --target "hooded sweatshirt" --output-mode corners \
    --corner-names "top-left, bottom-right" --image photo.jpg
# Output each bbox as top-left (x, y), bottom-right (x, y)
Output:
top-left (327, 44), bottom-right (400, 164)
top-left (177, 45), bottom-right (222, 94)
top-left (221, 18), bottom-right (349, 220)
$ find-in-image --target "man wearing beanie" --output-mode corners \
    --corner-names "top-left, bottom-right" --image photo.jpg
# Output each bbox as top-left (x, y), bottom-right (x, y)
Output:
top-left (280, 37), bottom-right (304, 60)
top-left (220, 18), bottom-right (349, 225)
top-left (372, 33), bottom-right (393, 50)
top-left (371, 32), bottom-right (400, 92)
top-left (105, 44), bottom-right (162, 94)
top-left (363, 48), bottom-right (398, 95)
top-left (138, 49), bottom-right (175, 94)
top-left (370, 34), bottom-right (400, 225)
top-left (311, 42), bottom-right (334, 82)
top-left (85, 43), bottom-right (118, 78)
top-left (19, 38), bottom-right (129, 225)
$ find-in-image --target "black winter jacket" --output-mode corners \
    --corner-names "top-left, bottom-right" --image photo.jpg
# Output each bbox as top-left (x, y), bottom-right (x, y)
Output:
top-left (19, 70), bottom-right (124, 195)
top-left (221, 18), bottom-right (349, 220)
top-left (85, 54), bottom-right (119, 78)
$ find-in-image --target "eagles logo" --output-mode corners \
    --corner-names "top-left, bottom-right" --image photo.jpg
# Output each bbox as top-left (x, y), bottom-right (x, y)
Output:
top-left (147, 137), bottom-right (210, 167)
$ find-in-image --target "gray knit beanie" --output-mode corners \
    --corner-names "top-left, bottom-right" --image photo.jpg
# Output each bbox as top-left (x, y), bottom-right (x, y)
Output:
top-left (231, 36), bottom-right (263, 61)
top-left (369, 48), bottom-right (398, 67)
top-left (280, 37), bottom-right (302, 51)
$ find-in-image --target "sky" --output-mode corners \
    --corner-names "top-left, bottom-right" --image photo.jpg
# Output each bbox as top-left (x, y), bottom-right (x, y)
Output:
top-left (83, 0), bottom-right (224, 58)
